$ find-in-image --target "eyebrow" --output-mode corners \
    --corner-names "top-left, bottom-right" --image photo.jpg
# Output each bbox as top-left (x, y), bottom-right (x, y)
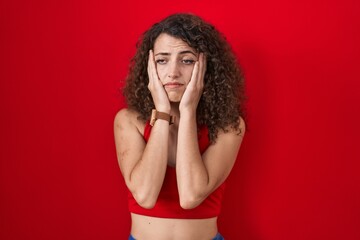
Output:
top-left (155, 50), bottom-right (197, 57)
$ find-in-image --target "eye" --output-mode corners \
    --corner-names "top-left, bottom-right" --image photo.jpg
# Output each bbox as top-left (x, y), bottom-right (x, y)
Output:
top-left (182, 59), bottom-right (195, 65)
top-left (155, 59), bottom-right (167, 65)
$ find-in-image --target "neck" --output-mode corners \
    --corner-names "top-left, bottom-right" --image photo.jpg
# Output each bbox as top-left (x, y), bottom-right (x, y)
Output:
top-left (170, 102), bottom-right (180, 118)
top-left (169, 102), bottom-right (180, 128)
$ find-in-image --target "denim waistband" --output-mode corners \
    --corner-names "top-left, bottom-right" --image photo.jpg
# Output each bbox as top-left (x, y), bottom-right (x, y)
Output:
top-left (129, 232), bottom-right (224, 240)
top-left (213, 233), bottom-right (225, 240)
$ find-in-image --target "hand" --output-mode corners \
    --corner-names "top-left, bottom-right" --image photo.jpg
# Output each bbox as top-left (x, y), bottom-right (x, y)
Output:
top-left (179, 53), bottom-right (207, 113)
top-left (147, 50), bottom-right (171, 113)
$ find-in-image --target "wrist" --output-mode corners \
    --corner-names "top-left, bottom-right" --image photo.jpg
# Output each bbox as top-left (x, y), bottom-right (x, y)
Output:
top-left (154, 105), bottom-right (171, 114)
top-left (179, 108), bottom-right (197, 119)
top-left (150, 109), bottom-right (175, 126)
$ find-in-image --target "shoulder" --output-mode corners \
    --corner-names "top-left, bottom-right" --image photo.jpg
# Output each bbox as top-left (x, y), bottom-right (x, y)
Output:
top-left (219, 116), bottom-right (246, 137)
top-left (114, 108), bottom-right (134, 122)
top-left (114, 108), bottom-right (146, 136)
top-left (114, 108), bottom-right (133, 127)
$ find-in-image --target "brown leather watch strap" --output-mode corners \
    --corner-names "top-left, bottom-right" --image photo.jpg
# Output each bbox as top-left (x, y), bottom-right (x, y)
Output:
top-left (150, 109), bottom-right (175, 126)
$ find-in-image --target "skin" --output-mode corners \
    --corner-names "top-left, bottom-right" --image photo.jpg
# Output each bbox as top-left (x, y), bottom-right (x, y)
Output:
top-left (149, 33), bottom-right (200, 112)
top-left (114, 33), bottom-right (245, 239)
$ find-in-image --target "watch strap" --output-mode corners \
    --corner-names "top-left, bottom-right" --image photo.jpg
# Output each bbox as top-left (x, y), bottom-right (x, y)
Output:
top-left (150, 109), bottom-right (175, 126)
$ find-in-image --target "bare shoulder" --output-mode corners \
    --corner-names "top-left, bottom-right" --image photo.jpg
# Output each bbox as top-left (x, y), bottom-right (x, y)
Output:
top-left (202, 116), bottom-right (246, 190)
top-left (114, 108), bottom-right (135, 125)
top-left (218, 116), bottom-right (246, 138)
top-left (114, 108), bottom-right (145, 136)
top-left (114, 109), bottom-right (147, 179)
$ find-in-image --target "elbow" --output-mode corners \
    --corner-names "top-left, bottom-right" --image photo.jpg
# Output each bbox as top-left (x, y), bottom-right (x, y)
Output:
top-left (138, 201), bottom-right (156, 210)
top-left (127, 181), bottom-right (159, 209)
top-left (133, 192), bottom-right (157, 209)
top-left (179, 194), bottom-right (203, 210)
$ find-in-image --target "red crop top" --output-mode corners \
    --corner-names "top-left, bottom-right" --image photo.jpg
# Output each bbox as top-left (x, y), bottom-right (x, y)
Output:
top-left (127, 121), bottom-right (226, 219)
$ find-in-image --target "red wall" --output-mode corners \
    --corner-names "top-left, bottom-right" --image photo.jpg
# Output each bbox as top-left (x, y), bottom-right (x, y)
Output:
top-left (1, 0), bottom-right (359, 239)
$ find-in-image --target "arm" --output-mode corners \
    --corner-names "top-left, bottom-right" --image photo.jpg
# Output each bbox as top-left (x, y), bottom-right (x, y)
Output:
top-left (114, 50), bottom-right (171, 209)
top-left (176, 53), bottom-right (245, 209)
top-left (114, 109), bottom-right (169, 209)
top-left (176, 113), bottom-right (245, 209)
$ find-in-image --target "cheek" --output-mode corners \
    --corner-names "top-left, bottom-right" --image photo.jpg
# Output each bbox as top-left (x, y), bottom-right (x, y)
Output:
top-left (156, 65), bottom-right (167, 82)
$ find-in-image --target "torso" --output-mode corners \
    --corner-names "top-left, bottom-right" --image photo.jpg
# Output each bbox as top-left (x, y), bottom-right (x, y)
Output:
top-left (131, 213), bottom-right (218, 240)
top-left (131, 112), bottom-right (219, 240)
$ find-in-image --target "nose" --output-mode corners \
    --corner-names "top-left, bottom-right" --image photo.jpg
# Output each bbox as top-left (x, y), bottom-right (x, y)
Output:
top-left (167, 61), bottom-right (180, 79)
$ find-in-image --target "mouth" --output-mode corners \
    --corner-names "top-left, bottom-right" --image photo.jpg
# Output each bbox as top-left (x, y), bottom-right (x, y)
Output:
top-left (164, 82), bottom-right (184, 89)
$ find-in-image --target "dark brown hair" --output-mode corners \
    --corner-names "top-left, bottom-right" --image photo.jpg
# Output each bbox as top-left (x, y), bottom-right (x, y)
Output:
top-left (123, 13), bottom-right (246, 142)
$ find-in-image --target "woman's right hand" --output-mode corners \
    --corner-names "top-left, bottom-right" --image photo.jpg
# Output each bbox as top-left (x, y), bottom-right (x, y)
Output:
top-left (147, 50), bottom-right (171, 113)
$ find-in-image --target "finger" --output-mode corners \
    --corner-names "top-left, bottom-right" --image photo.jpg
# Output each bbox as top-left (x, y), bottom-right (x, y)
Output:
top-left (149, 50), bottom-right (155, 74)
top-left (150, 50), bottom-right (156, 80)
top-left (197, 53), bottom-right (206, 87)
top-left (202, 53), bottom-right (207, 77)
top-left (189, 60), bottom-right (199, 87)
top-left (149, 50), bottom-right (161, 83)
top-left (198, 53), bottom-right (204, 82)
top-left (148, 50), bottom-right (158, 87)
top-left (199, 53), bottom-right (206, 75)
top-left (147, 50), bottom-right (153, 85)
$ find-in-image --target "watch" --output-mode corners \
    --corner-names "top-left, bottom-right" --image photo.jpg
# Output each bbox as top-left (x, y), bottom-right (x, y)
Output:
top-left (150, 109), bottom-right (175, 126)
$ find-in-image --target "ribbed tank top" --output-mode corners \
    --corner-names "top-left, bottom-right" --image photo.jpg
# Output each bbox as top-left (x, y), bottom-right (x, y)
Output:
top-left (127, 121), bottom-right (225, 219)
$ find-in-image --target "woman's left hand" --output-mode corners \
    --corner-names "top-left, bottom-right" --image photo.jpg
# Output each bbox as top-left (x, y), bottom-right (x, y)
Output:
top-left (179, 53), bottom-right (207, 114)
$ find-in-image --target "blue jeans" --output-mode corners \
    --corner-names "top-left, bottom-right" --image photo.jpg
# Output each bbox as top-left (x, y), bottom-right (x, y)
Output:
top-left (128, 233), bottom-right (224, 240)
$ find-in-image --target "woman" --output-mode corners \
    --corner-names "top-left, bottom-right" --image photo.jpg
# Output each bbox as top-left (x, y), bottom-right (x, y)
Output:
top-left (114, 13), bottom-right (246, 240)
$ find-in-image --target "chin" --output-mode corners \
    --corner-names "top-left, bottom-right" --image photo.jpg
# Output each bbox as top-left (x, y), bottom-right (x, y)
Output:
top-left (169, 98), bottom-right (181, 103)
top-left (167, 93), bottom-right (184, 103)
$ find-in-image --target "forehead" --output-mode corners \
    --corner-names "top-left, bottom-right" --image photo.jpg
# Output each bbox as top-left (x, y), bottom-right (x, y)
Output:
top-left (153, 33), bottom-right (195, 53)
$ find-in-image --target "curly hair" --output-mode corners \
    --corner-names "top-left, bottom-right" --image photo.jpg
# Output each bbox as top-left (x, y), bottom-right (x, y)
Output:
top-left (123, 13), bottom-right (246, 143)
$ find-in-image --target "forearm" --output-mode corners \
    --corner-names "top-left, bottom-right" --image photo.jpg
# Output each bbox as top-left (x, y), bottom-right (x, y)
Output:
top-left (176, 110), bottom-right (209, 209)
top-left (129, 120), bottom-right (169, 208)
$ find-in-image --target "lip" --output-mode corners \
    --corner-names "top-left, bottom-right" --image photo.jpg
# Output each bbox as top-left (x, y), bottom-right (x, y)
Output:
top-left (164, 82), bottom-right (184, 89)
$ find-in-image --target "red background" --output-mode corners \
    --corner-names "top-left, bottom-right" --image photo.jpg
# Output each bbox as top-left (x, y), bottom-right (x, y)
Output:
top-left (1, 0), bottom-right (360, 239)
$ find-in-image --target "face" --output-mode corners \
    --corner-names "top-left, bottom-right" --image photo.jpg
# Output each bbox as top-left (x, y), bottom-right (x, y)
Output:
top-left (153, 33), bottom-right (198, 102)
